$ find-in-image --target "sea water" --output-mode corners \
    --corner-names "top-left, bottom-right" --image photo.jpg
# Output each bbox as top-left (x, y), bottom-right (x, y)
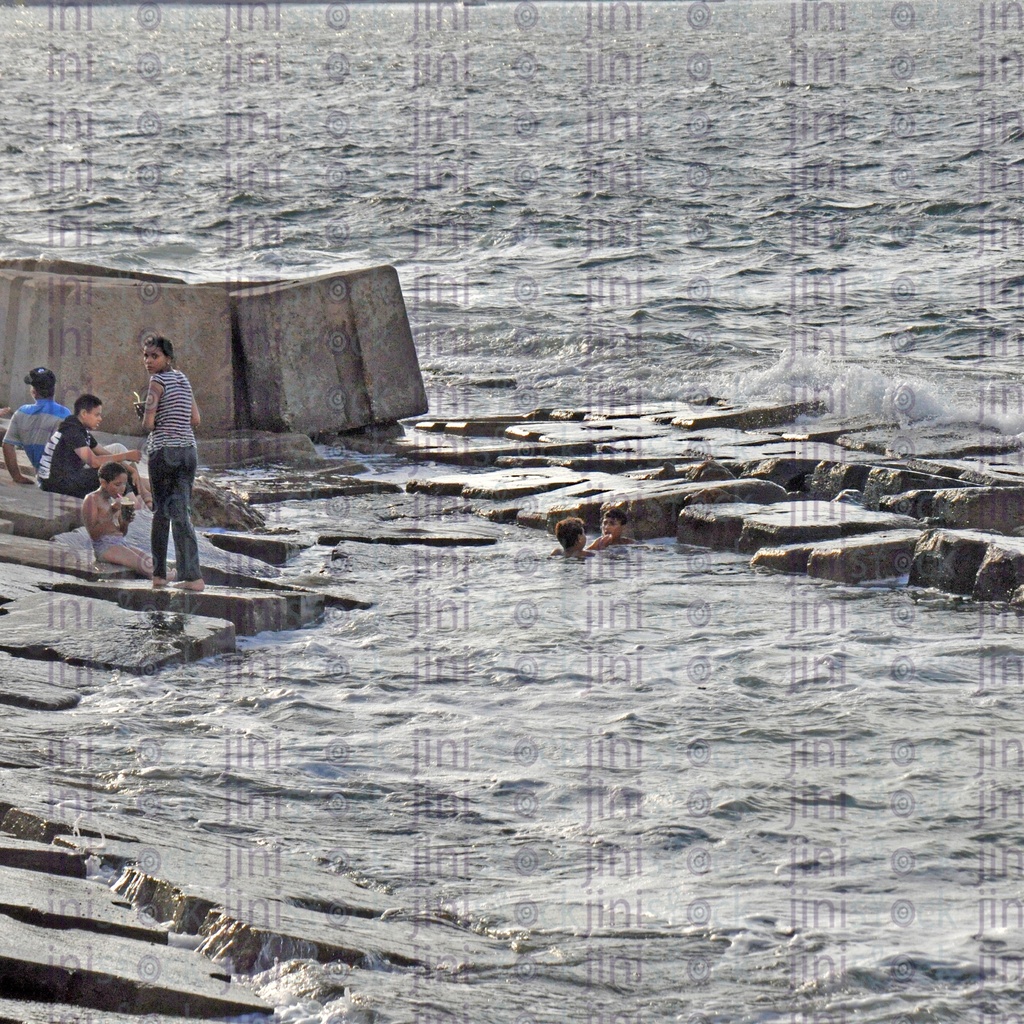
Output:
top-left (2, 2), bottom-right (1023, 1021)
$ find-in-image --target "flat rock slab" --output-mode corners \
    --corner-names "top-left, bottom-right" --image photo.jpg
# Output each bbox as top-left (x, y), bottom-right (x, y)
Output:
top-left (664, 400), bottom-right (826, 431)
top-left (0, 650), bottom-right (83, 711)
top-left (0, 863), bottom-right (167, 943)
top-left (863, 467), bottom-right (978, 508)
top-left (61, 833), bottom-right (395, 932)
top-left (0, 996), bottom-right (206, 1024)
top-left (677, 503), bottom-right (771, 551)
top-left (835, 427), bottom-right (1020, 459)
top-left (0, 836), bottom-right (87, 878)
top-left (0, 534), bottom-right (111, 580)
top-left (197, 899), bottom-right (513, 976)
top-left (46, 580), bottom-right (323, 637)
top-left (414, 417), bottom-right (533, 437)
top-left (323, 520), bottom-right (503, 548)
top-left (0, 593), bottom-right (235, 674)
top-left (806, 529), bottom-right (921, 583)
top-left (407, 468), bottom-right (583, 501)
top-left (227, 476), bottom-right (403, 505)
top-left (929, 487), bottom-right (1024, 534)
top-left (397, 437), bottom-right (598, 467)
top-left (909, 528), bottom-right (995, 595)
top-left (504, 419), bottom-right (665, 445)
top-left (0, 561), bottom-right (94, 605)
top-left (0, 915), bottom-right (270, 1017)
top-left (736, 502), bottom-right (917, 553)
top-left (199, 531), bottom-right (312, 566)
top-left (0, 487), bottom-right (81, 540)
top-left (911, 459), bottom-right (1024, 487)
top-left (518, 477), bottom-right (787, 538)
top-left (272, 574), bottom-right (372, 610)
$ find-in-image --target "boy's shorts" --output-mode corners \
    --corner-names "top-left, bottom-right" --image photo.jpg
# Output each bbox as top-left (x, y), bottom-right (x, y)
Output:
top-left (93, 534), bottom-right (128, 558)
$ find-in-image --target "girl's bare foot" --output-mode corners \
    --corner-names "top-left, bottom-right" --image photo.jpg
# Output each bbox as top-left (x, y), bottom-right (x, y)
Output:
top-left (176, 579), bottom-right (205, 592)
top-left (152, 577), bottom-right (168, 589)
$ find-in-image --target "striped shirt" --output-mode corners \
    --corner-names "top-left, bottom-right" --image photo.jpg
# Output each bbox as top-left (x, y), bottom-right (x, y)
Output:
top-left (147, 369), bottom-right (196, 454)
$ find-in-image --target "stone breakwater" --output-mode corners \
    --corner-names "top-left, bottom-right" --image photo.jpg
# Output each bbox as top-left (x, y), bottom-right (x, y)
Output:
top-left (2, 397), bottom-right (1024, 1019)
top-left (0, 259), bottom-right (427, 437)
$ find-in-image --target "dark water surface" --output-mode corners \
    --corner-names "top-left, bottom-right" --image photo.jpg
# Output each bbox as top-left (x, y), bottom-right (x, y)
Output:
top-left (2, 2), bottom-right (1024, 1021)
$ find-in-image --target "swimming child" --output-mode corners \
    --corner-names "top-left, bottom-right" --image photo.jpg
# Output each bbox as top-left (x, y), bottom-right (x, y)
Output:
top-left (586, 507), bottom-right (635, 551)
top-left (82, 463), bottom-right (160, 579)
top-left (551, 516), bottom-right (593, 558)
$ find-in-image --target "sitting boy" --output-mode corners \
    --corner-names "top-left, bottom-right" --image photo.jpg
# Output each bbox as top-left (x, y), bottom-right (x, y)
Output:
top-left (2, 367), bottom-right (71, 484)
top-left (551, 516), bottom-right (593, 558)
top-left (82, 463), bottom-right (157, 578)
top-left (37, 394), bottom-right (148, 502)
top-left (586, 507), bottom-right (635, 550)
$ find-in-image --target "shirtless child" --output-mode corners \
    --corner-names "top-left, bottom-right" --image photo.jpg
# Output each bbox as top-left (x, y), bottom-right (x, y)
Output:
top-left (551, 517), bottom-right (594, 559)
top-left (82, 463), bottom-right (159, 579)
top-left (586, 507), bottom-right (636, 551)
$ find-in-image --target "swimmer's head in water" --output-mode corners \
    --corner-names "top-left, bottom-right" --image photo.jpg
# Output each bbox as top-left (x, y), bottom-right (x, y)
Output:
top-left (555, 517), bottom-right (585, 550)
top-left (602, 507), bottom-right (628, 526)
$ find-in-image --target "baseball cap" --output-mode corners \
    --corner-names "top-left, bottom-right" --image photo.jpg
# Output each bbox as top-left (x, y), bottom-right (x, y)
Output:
top-left (24, 367), bottom-right (56, 391)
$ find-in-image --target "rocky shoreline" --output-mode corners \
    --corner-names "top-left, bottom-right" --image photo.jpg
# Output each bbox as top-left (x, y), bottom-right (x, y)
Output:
top-left (1, 398), bottom-right (1023, 1020)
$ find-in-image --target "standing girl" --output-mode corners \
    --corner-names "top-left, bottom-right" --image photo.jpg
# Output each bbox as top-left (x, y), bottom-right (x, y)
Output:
top-left (141, 335), bottom-right (204, 591)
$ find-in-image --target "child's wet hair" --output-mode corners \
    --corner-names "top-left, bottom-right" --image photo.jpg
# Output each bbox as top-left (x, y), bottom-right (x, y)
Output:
top-left (555, 516), bottom-right (585, 549)
top-left (602, 507), bottom-right (628, 525)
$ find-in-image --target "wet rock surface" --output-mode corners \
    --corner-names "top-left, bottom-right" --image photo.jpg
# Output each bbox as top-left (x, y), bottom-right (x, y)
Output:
top-left (7, 397), bottom-right (1024, 1022)
top-left (0, 593), bottom-right (236, 673)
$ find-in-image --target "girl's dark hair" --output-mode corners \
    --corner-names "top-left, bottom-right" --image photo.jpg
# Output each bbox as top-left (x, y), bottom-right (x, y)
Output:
top-left (143, 335), bottom-right (174, 360)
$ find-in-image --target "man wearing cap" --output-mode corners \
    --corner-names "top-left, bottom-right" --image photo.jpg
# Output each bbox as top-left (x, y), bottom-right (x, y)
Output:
top-left (2, 368), bottom-right (71, 485)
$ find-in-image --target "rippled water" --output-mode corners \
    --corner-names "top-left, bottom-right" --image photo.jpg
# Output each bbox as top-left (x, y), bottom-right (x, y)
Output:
top-left (3, 2), bottom-right (1024, 1021)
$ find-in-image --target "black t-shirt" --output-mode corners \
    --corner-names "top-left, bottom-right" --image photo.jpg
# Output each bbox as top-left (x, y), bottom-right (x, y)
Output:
top-left (37, 414), bottom-right (97, 491)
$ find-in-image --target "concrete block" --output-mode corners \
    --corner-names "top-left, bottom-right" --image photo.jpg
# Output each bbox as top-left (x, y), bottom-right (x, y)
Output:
top-left (0, 271), bottom-right (235, 437)
top-left (0, 592), bottom-right (235, 673)
top-left (909, 528), bottom-right (993, 595)
top-left (0, 836), bottom-right (87, 878)
top-left (0, 914), bottom-right (270, 1017)
top-left (0, 487), bottom-right (81, 539)
top-left (806, 530), bottom-right (921, 583)
top-left (232, 266), bottom-right (426, 434)
top-left (737, 501), bottom-right (917, 553)
top-left (48, 578), bottom-right (323, 636)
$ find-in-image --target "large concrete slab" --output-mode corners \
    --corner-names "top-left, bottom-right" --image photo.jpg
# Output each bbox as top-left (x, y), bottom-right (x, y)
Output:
top-left (0, 863), bottom-right (167, 943)
top-left (0, 650), bottom-right (84, 711)
top-left (406, 467), bottom-right (583, 501)
top-left (0, 915), bottom-right (270, 1017)
top-left (0, 270), bottom-right (235, 437)
top-left (930, 486), bottom-right (1024, 534)
top-left (0, 486), bottom-right (80, 540)
top-left (805, 529), bottom-right (921, 583)
top-left (736, 501), bottom-right (917, 553)
top-left (664, 400), bottom-right (826, 431)
top-left (0, 996), bottom-right (205, 1024)
top-left (232, 266), bottom-right (426, 433)
top-left (0, 533), bottom-right (112, 580)
top-left (0, 836), bottom-right (87, 878)
top-left (677, 502), bottom-right (768, 551)
top-left (0, 593), bottom-right (235, 673)
top-left (909, 528), bottom-right (994, 595)
top-left (518, 477), bottom-right (788, 538)
top-left (46, 579), bottom-right (323, 636)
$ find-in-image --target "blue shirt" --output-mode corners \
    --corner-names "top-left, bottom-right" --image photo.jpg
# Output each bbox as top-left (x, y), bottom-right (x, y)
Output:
top-left (3, 397), bottom-right (73, 469)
